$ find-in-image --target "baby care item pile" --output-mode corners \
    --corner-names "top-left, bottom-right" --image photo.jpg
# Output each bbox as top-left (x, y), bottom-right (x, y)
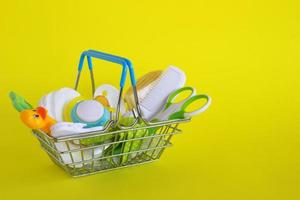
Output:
top-left (9, 50), bottom-right (211, 177)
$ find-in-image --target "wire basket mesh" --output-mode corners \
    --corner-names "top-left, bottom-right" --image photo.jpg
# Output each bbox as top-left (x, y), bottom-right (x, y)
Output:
top-left (33, 119), bottom-right (188, 177)
top-left (29, 50), bottom-right (191, 177)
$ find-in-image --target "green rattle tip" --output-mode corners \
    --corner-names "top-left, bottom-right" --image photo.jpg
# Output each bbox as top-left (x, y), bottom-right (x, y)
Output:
top-left (9, 91), bottom-right (33, 112)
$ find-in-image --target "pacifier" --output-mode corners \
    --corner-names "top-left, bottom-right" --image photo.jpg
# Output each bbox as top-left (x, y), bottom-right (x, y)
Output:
top-left (64, 98), bottom-right (110, 128)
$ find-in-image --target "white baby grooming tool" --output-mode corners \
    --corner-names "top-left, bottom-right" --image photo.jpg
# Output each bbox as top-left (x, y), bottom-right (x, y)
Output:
top-left (124, 70), bottom-right (163, 111)
top-left (137, 66), bottom-right (186, 120)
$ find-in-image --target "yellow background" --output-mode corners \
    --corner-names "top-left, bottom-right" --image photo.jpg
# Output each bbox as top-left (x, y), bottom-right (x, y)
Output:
top-left (0, 1), bottom-right (299, 199)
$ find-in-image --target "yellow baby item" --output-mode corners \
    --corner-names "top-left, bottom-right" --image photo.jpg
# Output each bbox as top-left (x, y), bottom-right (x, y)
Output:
top-left (94, 84), bottom-right (125, 114)
top-left (63, 96), bottom-right (86, 122)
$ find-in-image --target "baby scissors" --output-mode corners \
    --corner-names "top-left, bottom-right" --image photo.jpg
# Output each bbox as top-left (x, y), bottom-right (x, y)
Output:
top-left (153, 86), bottom-right (211, 121)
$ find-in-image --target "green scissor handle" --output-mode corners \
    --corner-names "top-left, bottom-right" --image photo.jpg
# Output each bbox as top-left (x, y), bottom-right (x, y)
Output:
top-left (167, 87), bottom-right (211, 120)
top-left (165, 86), bottom-right (195, 110)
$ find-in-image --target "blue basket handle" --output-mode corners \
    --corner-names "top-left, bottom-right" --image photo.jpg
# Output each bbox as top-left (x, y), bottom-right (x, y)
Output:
top-left (78, 50), bottom-right (135, 88)
top-left (76, 50), bottom-right (137, 89)
top-left (74, 49), bottom-right (142, 124)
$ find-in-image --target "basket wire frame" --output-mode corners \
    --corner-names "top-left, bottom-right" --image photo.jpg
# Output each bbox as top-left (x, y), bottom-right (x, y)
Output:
top-left (32, 120), bottom-right (187, 177)
top-left (31, 50), bottom-right (190, 177)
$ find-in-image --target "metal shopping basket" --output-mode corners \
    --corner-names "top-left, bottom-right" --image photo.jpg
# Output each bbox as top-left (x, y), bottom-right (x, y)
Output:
top-left (32, 50), bottom-right (190, 177)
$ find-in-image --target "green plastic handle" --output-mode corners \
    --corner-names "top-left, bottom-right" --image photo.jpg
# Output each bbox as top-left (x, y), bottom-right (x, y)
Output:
top-left (168, 92), bottom-right (211, 120)
top-left (165, 86), bottom-right (195, 110)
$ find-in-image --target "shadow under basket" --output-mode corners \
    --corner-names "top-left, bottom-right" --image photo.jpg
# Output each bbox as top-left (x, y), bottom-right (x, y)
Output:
top-left (32, 119), bottom-right (189, 177)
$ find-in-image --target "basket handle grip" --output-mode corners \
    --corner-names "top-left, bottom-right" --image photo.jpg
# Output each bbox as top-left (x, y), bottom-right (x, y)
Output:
top-left (74, 49), bottom-right (143, 124)
top-left (75, 50), bottom-right (137, 91)
top-left (85, 50), bottom-right (136, 87)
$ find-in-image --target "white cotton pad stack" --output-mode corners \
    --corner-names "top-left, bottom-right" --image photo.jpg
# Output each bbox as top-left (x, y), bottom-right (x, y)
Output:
top-left (54, 141), bottom-right (106, 168)
top-left (51, 122), bottom-right (107, 168)
top-left (139, 66), bottom-right (186, 120)
top-left (38, 88), bottom-right (80, 121)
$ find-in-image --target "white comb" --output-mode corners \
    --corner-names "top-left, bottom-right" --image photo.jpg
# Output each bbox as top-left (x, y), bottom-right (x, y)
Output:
top-left (139, 66), bottom-right (186, 120)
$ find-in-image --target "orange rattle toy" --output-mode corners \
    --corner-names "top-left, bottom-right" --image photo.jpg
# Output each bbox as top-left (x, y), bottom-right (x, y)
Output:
top-left (20, 106), bottom-right (56, 135)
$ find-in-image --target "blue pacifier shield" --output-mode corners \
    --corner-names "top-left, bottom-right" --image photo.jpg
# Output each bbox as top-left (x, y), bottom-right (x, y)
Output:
top-left (71, 100), bottom-right (110, 128)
